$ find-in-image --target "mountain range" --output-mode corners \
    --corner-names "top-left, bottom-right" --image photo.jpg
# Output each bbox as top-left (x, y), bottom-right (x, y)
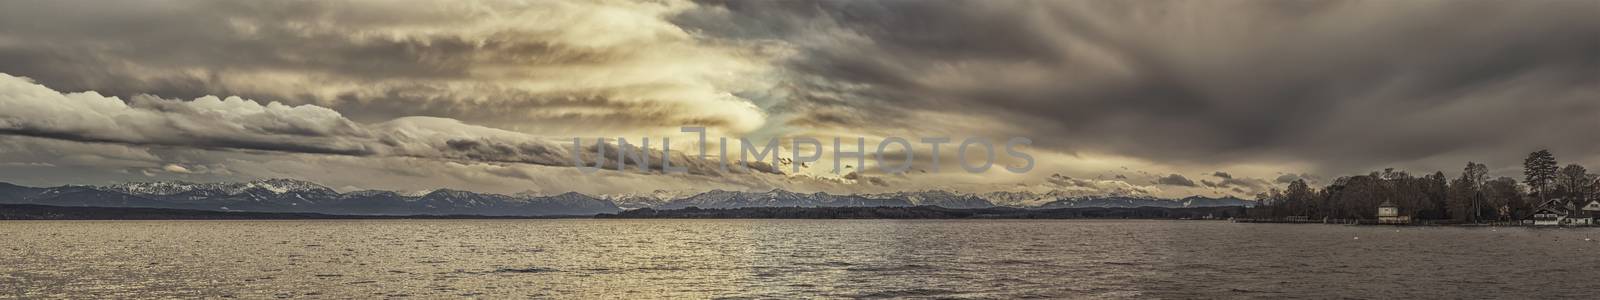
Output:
top-left (0, 179), bottom-right (618, 216)
top-left (0, 179), bottom-right (1254, 216)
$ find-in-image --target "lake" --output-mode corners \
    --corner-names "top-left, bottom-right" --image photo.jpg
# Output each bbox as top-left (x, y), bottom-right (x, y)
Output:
top-left (1, 220), bottom-right (1595, 298)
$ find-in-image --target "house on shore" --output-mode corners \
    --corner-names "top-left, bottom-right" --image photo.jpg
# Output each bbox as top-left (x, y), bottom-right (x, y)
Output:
top-left (1377, 200), bottom-right (1410, 224)
top-left (1530, 207), bottom-right (1567, 226)
top-left (1527, 198), bottom-right (1594, 226)
top-left (1575, 200), bottom-right (1599, 225)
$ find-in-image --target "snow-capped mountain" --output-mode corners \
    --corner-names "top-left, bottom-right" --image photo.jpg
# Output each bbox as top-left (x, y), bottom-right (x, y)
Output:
top-left (1036, 195), bottom-right (1167, 208)
top-left (0, 179), bottom-right (1257, 215)
top-left (103, 178), bottom-right (335, 196)
top-left (864, 190), bottom-right (995, 208)
top-left (656, 189), bottom-right (913, 209)
top-left (329, 189), bottom-right (619, 216)
top-left (978, 190), bottom-right (1091, 208)
top-left (100, 181), bottom-right (208, 196)
top-left (1033, 195), bottom-right (1252, 208)
top-left (2, 179), bottom-right (618, 216)
top-left (646, 189), bottom-right (1248, 210)
top-left (1177, 196), bottom-right (1255, 208)
top-left (601, 190), bottom-right (686, 210)
top-left (971, 191), bottom-right (1253, 209)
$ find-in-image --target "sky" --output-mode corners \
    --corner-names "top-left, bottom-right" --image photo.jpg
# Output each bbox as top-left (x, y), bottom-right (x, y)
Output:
top-left (0, 0), bottom-right (1596, 198)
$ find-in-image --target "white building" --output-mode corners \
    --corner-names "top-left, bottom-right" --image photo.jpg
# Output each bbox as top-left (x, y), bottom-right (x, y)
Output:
top-left (1377, 200), bottom-right (1410, 224)
top-left (1528, 198), bottom-right (1595, 226)
top-left (1529, 207), bottom-right (1567, 226)
top-left (1569, 200), bottom-right (1600, 225)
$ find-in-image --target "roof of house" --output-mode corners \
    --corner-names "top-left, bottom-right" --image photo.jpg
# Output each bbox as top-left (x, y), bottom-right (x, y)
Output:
top-left (1378, 200), bottom-right (1397, 208)
top-left (1532, 207), bottom-right (1564, 214)
top-left (1533, 198), bottom-right (1575, 213)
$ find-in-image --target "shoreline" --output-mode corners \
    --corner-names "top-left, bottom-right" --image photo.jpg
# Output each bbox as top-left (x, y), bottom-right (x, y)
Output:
top-left (7, 204), bottom-right (1594, 227)
top-left (1232, 218), bottom-right (1593, 228)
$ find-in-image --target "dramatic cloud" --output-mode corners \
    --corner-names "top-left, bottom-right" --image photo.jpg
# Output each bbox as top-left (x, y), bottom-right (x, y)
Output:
top-left (1274, 173), bottom-right (1319, 184)
top-left (1155, 174), bottom-right (1198, 187)
top-left (1202, 175), bottom-right (1273, 191)
top-left (0, 0), bottom-right (776, 137)
top-left (0, 0), bottom-right (1595, 197)
top-left (161, 164), bottom-right (194, 174)
top-left (1045, 173), bottom-right (1157, 196)
top-left (680, 0), bottom-right (1600, 175)
top-left (0, 73), bottom-right (778, 177)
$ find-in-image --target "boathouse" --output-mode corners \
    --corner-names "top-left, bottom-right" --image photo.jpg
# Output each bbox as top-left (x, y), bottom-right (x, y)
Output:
top-left (1377, 200), bottom-right (1410, 224)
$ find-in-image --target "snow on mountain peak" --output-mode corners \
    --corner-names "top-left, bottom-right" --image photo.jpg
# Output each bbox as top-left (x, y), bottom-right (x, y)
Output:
top-left (103, 181), bottom-right (207, 196)
top-left (244, 178), bottom-right (331, 194)
top-left (100, 178), bottom-right (331, 196)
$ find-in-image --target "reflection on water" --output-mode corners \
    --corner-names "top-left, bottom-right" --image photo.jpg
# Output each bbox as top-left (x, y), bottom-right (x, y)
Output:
top-left (1, 220), bottom-right (1596, 298)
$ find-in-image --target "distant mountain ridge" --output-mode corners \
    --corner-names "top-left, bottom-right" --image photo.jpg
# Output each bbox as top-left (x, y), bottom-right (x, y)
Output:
top-left (863, 190), bottom-right (996, 209)
top-left (102, 178), bottom-right (336, 196)
top-left (0, 179), bottom-right (619, 216)
top-left (657, 189), bottom-right (914, 209)
top-left (601, 189), bottom-right (687, 210)
top-left (0, 179), bottom-right (1254, 216)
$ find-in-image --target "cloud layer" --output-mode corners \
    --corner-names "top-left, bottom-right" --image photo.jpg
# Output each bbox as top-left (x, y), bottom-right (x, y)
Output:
top-left (1, 0), bottom-right (1596, 197)
top-left (0, 0), bottom-right (776, 138)
top-left (681, 0), bottom-right (1600, 174)
top-left (0, 73), bottom-right (779, 177)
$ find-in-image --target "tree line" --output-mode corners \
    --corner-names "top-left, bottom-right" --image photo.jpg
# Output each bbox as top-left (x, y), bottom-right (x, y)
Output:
top-left (1249, 150), bottom-right (1597, 222)
top-left (602, 205), bottom-right (1247, 219)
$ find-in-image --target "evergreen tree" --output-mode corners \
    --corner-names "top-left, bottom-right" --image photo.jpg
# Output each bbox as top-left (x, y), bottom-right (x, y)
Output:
top-left (1523, 150), bottom-right (1558, 201)
top-left (1424, 171), bottom-right (1450, 219)
top-left (1450, 162), bottom-right (1489, 223)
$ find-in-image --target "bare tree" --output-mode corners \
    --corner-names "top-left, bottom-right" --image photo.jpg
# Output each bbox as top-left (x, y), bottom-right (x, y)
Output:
top-left (1554, 164), bottom-right (1595, 202)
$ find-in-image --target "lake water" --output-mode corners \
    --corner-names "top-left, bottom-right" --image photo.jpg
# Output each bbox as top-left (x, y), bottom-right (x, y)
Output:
top-left (1, 220), bottom-right (1596, 299)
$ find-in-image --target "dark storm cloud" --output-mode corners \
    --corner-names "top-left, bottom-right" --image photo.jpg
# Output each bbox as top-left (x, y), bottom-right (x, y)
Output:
top-left (1155, 174), bottom-right (1198, 187)
top-left (1, 0), bottom-right (1595, 196)
top-left (1275, 173), bottom-right (1318, 184)
top-left (0, 1), bottom-right (474, 96)
top-left (1202, 176), bottom-right (1273, 191)
top-left (680, 0), bottom-right (1600, 173)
